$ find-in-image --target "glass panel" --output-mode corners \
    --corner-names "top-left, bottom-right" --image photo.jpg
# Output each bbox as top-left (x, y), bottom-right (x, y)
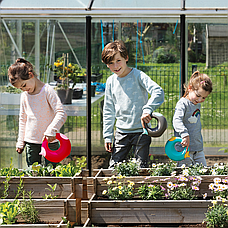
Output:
top-left (0, 11), bottom-right (228, 169)
top-left (92, 0), bottom-right (180, 8)
top-left (0, 0), bottom-right (88, 8)
top-left (187, 20), bottom-right (228, 147)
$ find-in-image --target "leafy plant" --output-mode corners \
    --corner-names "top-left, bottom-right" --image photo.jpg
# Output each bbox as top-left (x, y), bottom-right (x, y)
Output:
top-left (0, 158), bottom-right (24, 177)
top-left (0, 175), bottom-right (11, 199)
top-left (23, 157), bottom-right (86, 177)
top-left (204, 200), bottom-right (228, 228)
top-left (113, 158), bottom-right (141, 176)
top-left (165, 176), bottom-right (201, 200)
top-left (42, 183), bottom-right (58, 199)
top-left (0, 200), bottom-right (20, 225)
top-left (23, 162), bottom-right (55, 177)
top-left (102, 175), bottom-right (135, 200)
top-left (149, 160), bottom-right (177, 176)
top-left (180, 163), bottom-right (209, 176)
top-left (208, 177), bottom-right (228, 199)
top-left (54, 158), bottom-right (86, 177)
top-left (19, 190), bottom-right (40, 224)
top-left (208, 163), bottom-right (228, 175)
top-left (1, 85), bottom-right (22, 94)
top-left (47, 55), bottom-right (84, 90)
top-left (137, 184), bottom-right (165, 200)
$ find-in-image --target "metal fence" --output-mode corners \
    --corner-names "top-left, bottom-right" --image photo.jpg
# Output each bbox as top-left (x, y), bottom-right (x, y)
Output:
top-left (61, 62), bottom-right (228, 149)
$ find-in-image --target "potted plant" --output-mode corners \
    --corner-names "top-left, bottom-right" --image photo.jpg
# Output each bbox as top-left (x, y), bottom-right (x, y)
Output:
top-left (48, 54), bottom-right (84, 103)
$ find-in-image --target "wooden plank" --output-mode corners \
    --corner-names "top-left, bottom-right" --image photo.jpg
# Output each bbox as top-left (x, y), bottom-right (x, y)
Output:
top-left (90, 207), bottom-right (207, 224)
top-left (0, 176), bottom-right (84, 199)
top-left (81, 200), bottom-right (211, 225)
top-left (0, 225), bottom-right (68, 228)
top-left (0, 199), bottom-right (77, 223)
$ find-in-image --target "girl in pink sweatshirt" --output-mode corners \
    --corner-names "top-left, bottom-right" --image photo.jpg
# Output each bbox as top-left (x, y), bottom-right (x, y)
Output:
top-left (8, 58), bottom-right (67, 167)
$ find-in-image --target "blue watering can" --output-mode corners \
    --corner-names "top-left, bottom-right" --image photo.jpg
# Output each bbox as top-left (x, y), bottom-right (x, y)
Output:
top-left (165, 137), bottom-right (190, 161)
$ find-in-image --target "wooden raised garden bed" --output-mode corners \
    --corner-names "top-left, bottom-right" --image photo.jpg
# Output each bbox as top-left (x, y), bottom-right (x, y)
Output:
top-left (0, 169), bottom-right (89, 199)
top-left (81, 169), bottom-right (227, 226)
top-left (0, 195), bottom-right (76, 226)
top-left (0, 170), bottom-right (90, 226)
top-left (82, 194), bottom-right (210, 226)
top-left (89, 168), bottom-right (227, 198)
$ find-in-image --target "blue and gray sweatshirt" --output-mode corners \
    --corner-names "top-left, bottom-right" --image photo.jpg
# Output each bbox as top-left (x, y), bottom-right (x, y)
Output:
top-left (173, 97), bottom-right (203, 152)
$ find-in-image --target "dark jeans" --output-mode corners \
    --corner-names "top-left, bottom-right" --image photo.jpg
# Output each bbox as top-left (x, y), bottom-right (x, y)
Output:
top-left (109, 131), bottom-right (151, 168)
top-left (25, 141), bottom-right (59, 167)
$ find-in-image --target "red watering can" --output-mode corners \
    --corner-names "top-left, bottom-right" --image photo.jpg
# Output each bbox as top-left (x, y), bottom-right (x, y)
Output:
top-left (39, 133), bottom-right (71, 163)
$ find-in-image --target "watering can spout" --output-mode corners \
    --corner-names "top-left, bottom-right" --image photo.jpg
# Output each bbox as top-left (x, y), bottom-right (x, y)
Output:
top-left (39, 147), bottom-right (46, 157)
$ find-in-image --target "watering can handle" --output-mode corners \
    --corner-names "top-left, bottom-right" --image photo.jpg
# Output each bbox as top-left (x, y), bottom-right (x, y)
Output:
top-left (144, 112), bottom-right (167, 138)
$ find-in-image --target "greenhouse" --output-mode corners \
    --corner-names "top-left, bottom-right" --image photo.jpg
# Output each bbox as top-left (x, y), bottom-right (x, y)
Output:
top-left (0, 0), bottom-right (228, 170)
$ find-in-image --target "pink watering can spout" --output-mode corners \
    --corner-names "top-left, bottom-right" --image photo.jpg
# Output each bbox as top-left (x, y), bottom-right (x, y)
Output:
top-left (39, 133), bottom-right (71, 163)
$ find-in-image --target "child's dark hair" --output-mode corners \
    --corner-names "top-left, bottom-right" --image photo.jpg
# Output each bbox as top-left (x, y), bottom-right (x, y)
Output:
top-left (183, 71), bottom-right (213, 97)
top-left (8, 58), bottom-right (36, 85)
top-left (101, 40), bottom-right (128, 65)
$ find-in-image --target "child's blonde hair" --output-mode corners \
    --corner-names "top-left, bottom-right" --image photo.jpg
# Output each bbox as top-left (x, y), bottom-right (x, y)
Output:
top-left (101, 40), bottom-right (128, 65)
top-left (8, 58), bottom-right (36, 86)
top-left (183, 71), bottom-right (213, 97)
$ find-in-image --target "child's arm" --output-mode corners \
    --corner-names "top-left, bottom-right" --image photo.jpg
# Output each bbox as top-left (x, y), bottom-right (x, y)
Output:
top-left (140, 74), bottom-right (164, 116)
top-left (103, 79), bottom-right (115, 148)
top-left (16, 94), bottom-right (27, 151)
top-left (44, 87), bottom-right (67, 137)
top-left (173, 101), bottom-right (190, 149)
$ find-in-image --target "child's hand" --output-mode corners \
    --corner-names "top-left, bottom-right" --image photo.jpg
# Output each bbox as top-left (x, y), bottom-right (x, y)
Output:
top-left (105, 143), bottom-right (113, 153)
top-left (141, 113), bottom-right (152, 128)
top-left (16, 148), bottom-right (24, 154)
top-left (43, 135), bottom-right (56, 143)
top-left (181, 136), bottom-right (190, 151)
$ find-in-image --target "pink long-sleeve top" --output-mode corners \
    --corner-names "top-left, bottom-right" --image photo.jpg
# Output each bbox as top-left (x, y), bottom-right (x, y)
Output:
top-left (16, 84), bottom-right (67, 149)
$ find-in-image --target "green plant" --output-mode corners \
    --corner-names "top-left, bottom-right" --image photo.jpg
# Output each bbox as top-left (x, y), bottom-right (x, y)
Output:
top-left (48, 55), bottom-right (84, 90)
top-left (54, 158), bottom-right (86, 177)
top-left (204, 200), bottom-right (228, 228)
top-left (137, 183), bottom-right (165, 200)
top-left (23, 162), bottom-right (55, 177)
top-left (208, 177), bottom-right (228, 200)
top-left (0, 158), bottom-right (24, 177)
top-left (20, 190), bottom-right (40, 224)
top-left (165, 176), bottom-right (201, 200)
top-left (1, 175), bottom-right (11, 199)
top-left (23, 157), bottom-right (86, 177)
top-left (149, 160), bottom-right (177, 176)
top-left (113, 158), bottom-right (141, 176)
top-left (0, 200), bottom-right (20, 225)
top-left (1, 85), bottom-right (22, 94)
top-left (102, 175), bottom-right (135, 200)
top-left (42, 183), bottom-right (58, 199)
top-left (180, 163), bottom-right (209, 176)
top-left (208, 163), bottom-right (228, 175)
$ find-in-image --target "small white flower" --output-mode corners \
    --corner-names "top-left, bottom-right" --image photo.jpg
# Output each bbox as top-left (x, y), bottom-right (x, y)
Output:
top-left (167, 182), bottom-right (173, 188)
top-left (102, 190), bottom-right (107, 195)
top-left (216, 196), bottom-right (222, 201)
top-left (214, 178), bottom-right (221, 184)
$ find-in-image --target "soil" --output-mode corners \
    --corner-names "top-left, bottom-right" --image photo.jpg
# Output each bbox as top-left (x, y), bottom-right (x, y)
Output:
top-left (62, 154), bottom-right (110, 170)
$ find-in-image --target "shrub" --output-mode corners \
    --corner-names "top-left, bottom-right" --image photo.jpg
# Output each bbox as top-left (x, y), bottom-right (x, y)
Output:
top-left (204, 200), bottom-right (228, 228)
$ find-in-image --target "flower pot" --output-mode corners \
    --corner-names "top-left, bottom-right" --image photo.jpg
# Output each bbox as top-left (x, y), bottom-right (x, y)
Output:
top-left (72, 88), bottom-right (83, 99)
top-left (57, 89), bottom-right (72, 104)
